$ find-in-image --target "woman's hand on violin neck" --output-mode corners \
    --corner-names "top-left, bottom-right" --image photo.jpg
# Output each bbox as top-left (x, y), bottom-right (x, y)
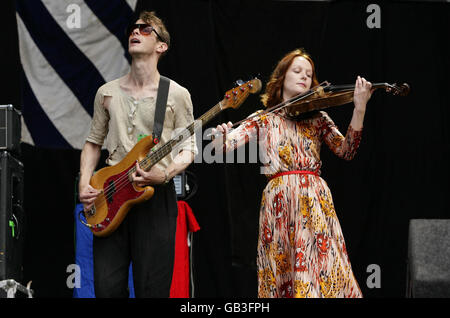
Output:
top-left (353, 76), bottom-right (373, 113)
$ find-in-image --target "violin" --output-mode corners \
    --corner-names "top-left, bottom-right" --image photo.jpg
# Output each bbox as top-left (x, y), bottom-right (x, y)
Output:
top-left (283, 81), bottom-right (410, 118)
top-left (227, 80), bottom-right (409, 129)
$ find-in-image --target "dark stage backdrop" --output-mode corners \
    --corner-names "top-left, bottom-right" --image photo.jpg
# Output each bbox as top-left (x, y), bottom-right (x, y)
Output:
top-left (1, 0), bottom-right (449, 297)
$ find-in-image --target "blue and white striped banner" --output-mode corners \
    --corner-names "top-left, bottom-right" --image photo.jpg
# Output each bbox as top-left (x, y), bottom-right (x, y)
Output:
top-left (16, 0), bottom-right (137, 148)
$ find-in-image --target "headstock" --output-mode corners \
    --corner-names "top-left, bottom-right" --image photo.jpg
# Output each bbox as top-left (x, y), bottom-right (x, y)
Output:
top-left (220, 78), bottom-right (262, 110)
top-left (385, 82), bottom-right (410, 96)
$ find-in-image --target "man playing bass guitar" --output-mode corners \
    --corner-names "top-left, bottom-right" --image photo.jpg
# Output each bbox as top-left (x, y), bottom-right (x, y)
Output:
top-left (78, 11), bottom-right (197, 298)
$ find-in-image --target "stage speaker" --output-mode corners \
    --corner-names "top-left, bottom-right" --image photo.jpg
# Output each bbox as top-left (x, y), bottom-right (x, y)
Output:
top-left (0, 105), bottom-right (21, 156)
top-left (406, 219), bottom-right (450, 298)
top-left (0, 151), bottom-right (25, 282)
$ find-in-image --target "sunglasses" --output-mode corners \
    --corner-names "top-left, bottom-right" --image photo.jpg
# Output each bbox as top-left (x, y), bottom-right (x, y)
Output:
top-left (127, 23), bottom-right (165, 42)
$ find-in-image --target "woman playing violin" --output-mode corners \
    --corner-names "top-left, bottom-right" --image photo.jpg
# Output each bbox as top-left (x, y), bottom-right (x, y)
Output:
top-left (213, 48), bottom-right (373, 298)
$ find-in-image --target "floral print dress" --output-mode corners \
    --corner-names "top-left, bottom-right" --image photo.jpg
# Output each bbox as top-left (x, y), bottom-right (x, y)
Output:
top-left (224, 110), bottom-right (363, 298)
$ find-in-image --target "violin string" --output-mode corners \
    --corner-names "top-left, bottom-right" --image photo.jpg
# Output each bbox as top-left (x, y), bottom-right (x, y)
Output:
top-left (328, 82), bottom-right (388, 92)
top-left (227, 81), bottom-right (398, 131)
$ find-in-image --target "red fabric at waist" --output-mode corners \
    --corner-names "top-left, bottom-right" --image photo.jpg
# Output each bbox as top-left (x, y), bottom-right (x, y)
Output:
top-left (269, 170), bottom-right (318, 181)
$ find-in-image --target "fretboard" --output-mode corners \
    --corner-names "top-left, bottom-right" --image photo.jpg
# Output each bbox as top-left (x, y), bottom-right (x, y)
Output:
top-left (139, 101), bottom-right (223, 171)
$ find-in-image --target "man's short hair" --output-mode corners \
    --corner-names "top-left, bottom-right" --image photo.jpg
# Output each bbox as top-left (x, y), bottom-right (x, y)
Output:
top-left (139, 11), bottom-right (170, 51)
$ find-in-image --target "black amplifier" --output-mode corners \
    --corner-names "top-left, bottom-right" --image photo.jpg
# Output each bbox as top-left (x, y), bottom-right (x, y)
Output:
top-left (0, 105), bottom-right (21, 155)
top-left (0, 151), bottom-right (25, 282)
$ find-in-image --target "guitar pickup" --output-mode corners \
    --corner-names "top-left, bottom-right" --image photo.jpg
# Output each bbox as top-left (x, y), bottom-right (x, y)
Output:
top-left (106, 180), bottom-right (116, 204)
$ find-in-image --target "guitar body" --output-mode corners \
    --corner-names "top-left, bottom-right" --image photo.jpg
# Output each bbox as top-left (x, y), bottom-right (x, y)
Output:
top-left (85, 135), bottom-right (156, 237)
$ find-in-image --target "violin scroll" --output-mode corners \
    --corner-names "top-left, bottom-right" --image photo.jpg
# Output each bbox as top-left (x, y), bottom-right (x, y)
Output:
top-left (385, 83), bottom-right (410, 96)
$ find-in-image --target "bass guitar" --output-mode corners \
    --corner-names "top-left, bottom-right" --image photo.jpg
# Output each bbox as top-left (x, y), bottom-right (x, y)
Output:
top-left (81, 78), bottom-right (262, 236)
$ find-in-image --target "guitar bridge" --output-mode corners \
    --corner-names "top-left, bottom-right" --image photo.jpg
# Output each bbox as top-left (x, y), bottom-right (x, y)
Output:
top-left (86, 207), bottom-right (96, 217)
top-left (106, 180), bottom-right (116, 203)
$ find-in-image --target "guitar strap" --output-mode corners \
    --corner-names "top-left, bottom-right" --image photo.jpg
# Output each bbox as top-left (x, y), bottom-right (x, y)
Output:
top-left (152, 75), bottom-right (171, 144)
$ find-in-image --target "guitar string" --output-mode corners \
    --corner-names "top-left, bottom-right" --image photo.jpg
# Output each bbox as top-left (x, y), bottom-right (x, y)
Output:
top-left (95, 101), bottom-right (219, 201)
top-left (87, 129), bottom-right (191, 220)
top-left (90, 81), bottom-right (252, 205)
top-left (86, 101), bottom-right (224, 221)
top-left (86, 81), bottom-right (257, 225)
top-left (88, 121), bottom-right (199, 216)
top-left (95, 102), bottom-right (219, 202)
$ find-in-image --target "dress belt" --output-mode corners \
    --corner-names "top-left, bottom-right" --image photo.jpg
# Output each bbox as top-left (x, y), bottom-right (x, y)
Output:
top-left (269, 170), bottom-right (319, 181)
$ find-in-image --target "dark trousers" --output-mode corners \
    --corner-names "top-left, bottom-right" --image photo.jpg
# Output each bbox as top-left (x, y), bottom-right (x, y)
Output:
top-left (93, 181), bottom-right (178, 298)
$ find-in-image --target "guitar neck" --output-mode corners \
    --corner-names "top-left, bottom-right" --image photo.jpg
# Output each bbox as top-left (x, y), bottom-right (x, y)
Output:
top-left (140, 102), bottom-right (223, 170)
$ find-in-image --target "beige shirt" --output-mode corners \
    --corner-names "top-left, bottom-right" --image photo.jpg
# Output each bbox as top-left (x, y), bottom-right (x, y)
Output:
top-left (86, 77), bottom-right (197, 169)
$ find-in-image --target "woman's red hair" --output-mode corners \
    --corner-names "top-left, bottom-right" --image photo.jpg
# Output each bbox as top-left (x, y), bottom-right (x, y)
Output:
top-left (261, 48), bottom-right (319, 108)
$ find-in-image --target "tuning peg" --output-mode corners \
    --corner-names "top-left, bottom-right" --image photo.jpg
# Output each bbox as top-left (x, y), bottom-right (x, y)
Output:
top-left (235, 79), bottom-right (244, 86)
